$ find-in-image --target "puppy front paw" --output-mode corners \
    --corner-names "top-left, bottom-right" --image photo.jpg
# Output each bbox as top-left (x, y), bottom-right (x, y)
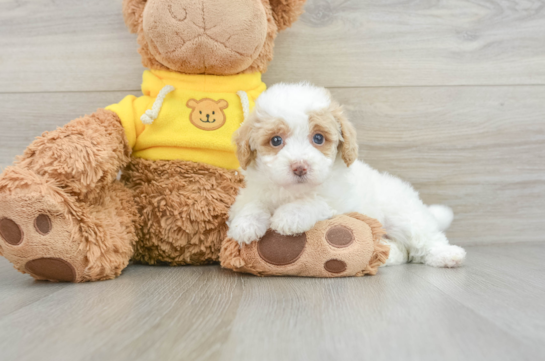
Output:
top-left (227, 215), bottom-right (270, 245)
top-left (270, 207), bottom-right (317, 236)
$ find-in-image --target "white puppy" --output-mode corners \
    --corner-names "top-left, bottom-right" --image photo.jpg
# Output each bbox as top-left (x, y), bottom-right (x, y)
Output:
top-left (227, 83), bottom-right (466, 267)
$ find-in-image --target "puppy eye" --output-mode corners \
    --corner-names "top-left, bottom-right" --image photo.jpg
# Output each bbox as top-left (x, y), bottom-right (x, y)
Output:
top-left (313, 133), bottom-right (325, 145)
top-left (270, 136), bottom-right (283, 148)
top-left (199, 111), bottom-right (202, 114)
top-left (212, 111), bottom-right (215, 115)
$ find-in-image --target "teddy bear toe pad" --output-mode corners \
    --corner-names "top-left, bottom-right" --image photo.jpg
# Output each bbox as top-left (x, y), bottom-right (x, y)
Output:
top-left (25, 258), bottom-right (77, 283)
top-left (0, 218), bottom-right (24, 245)
top-left (256, 230), bottom-right (307, 266)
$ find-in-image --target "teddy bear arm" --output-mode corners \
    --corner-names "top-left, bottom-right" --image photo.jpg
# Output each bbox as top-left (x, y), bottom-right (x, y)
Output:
top-left (15, 109), bottom-right (131, 201)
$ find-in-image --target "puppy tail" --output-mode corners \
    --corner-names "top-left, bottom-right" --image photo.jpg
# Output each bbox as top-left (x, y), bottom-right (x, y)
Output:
top-left (428, 205), bottom-right (454, 232)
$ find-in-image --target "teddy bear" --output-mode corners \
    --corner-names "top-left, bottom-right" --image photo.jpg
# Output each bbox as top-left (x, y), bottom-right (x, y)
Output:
top-left (0, 0), bottom-right (308, 282)
top-left (0, 0), bottom-right (390, 282)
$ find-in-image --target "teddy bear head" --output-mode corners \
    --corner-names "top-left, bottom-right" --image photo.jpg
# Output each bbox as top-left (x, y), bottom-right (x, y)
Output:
top-left (122, 0), bottom-right (307, 75)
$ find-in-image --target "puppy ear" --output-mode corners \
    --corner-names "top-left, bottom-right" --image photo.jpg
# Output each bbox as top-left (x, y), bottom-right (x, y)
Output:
top-left (269, 0), bottom-right (307, 31)
top-left (234, 115), bottom-right (256, 170)
top-left (122, 0), bottom-right (147, 34)
top-left (331, 102), bottom-right (359, 167)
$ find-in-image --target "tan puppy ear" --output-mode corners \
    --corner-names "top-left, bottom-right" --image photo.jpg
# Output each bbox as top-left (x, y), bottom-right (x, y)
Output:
top-left (233, 115), bottom-right (256, 170)
top-left (331, 102), bottom-right (359, 167)
top-left (269, 0), bottom-right (307, 31)
top-left (217, 100), bottom-right (229, 109)
top-left (122, 0), bottom-right (147, 33)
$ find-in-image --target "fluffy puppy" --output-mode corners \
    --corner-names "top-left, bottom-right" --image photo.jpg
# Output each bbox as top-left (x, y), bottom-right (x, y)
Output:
top-left (228, 83), bottom-right (466, 267)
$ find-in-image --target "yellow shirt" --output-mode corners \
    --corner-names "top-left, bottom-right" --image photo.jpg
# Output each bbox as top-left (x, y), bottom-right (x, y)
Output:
top-left (106, 70), bottom-right (266, 169)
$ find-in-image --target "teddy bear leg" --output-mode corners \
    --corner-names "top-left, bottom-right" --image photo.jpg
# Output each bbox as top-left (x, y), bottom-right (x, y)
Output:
top-left (0, 167), bottom-right (138, 282)
top-left (221, 213), bottom-right (390, 277)
top-left (122, 158), bottom-right (244, 266)
top-left (0, 109), bottom-right (138, 282)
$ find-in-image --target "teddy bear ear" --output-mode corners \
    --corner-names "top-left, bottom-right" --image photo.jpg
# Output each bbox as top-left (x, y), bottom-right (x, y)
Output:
top-left (217, 100), bottom-right (229, 109)
top-left (269, 0), bottom-right (307, 31)
top-left (187, 99), bottom-right (198, 109)
top-left (122, 0), bottom-right (147, 34)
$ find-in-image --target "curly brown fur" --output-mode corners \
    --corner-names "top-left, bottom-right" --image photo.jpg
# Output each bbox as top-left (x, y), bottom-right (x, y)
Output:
top-left (122, 158), bottom-right (244, 265)
top-left (16, 109), bottom-right (130, 203)
top-left (270, 0), bottom-right (307, 31)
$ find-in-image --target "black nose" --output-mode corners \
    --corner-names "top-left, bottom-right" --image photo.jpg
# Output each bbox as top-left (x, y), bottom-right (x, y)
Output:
top-left (206, 114), bottom-right (210, 119)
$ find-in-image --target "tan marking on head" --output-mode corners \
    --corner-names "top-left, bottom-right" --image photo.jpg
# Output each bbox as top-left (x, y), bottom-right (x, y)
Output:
top-left (187, 98), bottom-right (229, 131)
top-left (330, 102), bottom-right (359, 166)
top-left (308, 107), bottom-right (343, 160)
top-left (234, 113), bottom-right (291, 169)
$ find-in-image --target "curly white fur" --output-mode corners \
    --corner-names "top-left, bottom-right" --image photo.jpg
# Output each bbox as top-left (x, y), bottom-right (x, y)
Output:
top-left (227, 83), bottom-right (466, 268)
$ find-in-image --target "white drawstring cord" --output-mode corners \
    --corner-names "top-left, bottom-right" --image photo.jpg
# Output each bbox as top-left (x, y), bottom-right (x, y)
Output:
top-left (237, 90), bottom-right (250, 121)
top-left (140, 85), bottom-right (175, 124)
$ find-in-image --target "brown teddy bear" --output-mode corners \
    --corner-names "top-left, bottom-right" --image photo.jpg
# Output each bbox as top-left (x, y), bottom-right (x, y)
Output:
top-left (0, 0), bottom-right (308, 282)
top-left (0, 0), bottom-right (389, 282)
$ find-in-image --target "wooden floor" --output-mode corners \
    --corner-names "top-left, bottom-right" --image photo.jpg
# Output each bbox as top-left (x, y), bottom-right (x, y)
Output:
top-left (0, 242), bottom-right (543, 361)
top-left (1, 1), bottom-right (545, 360)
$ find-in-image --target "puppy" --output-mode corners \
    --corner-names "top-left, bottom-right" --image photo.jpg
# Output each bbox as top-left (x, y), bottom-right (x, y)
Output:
top-left (227, 83), bottom-right (466, 267)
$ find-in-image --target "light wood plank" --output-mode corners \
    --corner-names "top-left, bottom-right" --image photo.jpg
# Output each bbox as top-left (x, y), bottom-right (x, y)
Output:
top-left (1, 244), bottom-right (544, 361)
top-left (0, 257), bottom-right (69, 319)
top-left (219, 265), bottom-right (542, 361)
top-left (0, 265), bottom-right (242, 361)
top-left (331, 86), bottom-right (545, 245)
top-left (407, 243), bottom-right (545, 345)
top-left (2, 0), bottom-right (545, 92)
top-left (1, 87), bottom-right (544, 245)
top-left (0, 91), bottom-right (132, 168)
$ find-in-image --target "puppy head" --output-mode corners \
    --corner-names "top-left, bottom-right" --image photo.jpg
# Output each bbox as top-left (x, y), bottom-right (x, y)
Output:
top-left (234, 83), bottom-right (358, 187)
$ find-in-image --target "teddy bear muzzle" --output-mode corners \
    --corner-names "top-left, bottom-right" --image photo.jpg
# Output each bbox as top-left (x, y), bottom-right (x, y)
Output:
top-left (142, 0), bottom-right (269, 74)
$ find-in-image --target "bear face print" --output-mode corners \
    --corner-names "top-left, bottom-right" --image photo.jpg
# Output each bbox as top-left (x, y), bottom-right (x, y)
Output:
top-left (187, 98), bottom-right (229, 131)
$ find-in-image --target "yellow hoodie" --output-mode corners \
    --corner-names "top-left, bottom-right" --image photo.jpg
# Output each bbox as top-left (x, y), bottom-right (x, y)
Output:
top-left (106, 70), bottom-right (266, 169)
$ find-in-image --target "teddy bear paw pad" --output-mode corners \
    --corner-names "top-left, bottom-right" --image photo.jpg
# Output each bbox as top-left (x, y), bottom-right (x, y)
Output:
top-left (0, 218), bottom-right (24, 245)
top-left (257, 230), bottom-right (306, 266)
top-left (325, 226), bottom-right (354, 248)
top-left (25, 258), bottom-right (76, 282)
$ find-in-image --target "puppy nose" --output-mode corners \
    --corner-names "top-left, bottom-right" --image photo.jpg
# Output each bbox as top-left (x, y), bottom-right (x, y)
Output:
top-left (291, 163), bottom-right (307, 177)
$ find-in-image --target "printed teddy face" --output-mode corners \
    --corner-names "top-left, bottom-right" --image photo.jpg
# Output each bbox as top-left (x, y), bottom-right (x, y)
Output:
top-left (187, 98), bottom-right (229, 131)
top-left (122, 0), bottom-right (308, 75)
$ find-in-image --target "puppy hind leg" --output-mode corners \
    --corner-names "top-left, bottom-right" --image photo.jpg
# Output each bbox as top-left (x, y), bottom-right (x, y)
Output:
top-left (381, 239), bottom-right (409, 266)
top-left (409, 231), bottom-right (466, 268)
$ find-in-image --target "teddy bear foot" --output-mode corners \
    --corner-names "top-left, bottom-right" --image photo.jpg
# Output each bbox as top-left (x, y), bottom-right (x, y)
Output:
top-left (0, 179), bottom-right (85, 282)
top-left (0, 167), bottom-right (137, 282)
top-left (220, 213), bottom-right (390, 278)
